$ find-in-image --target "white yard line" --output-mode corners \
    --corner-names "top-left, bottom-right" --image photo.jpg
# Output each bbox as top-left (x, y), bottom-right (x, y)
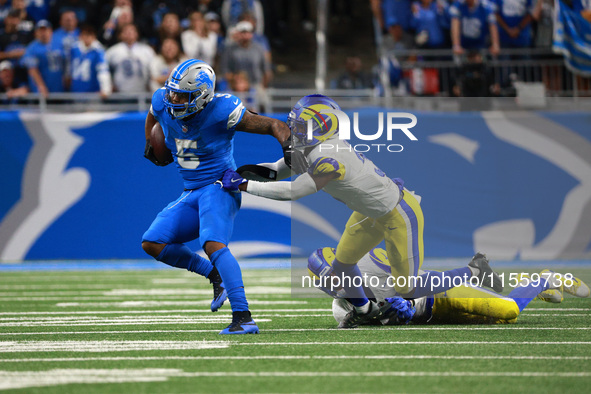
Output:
top-left (0, 318), bottom-right (273, 327)
top-left (1, 355), bottom-right (590, 362)
top-left (1, 368), bottom-right (587, 390)
top-left (0, 309), bottom-right (331, 315)
top-left (1, 326), bottom-right (591, 336)
top-left (0, 341), bottom-right (230, 352)
top-left (1, 340), bottom-right (590, 353)
top-left (53, 300), bottom-right (303, 307)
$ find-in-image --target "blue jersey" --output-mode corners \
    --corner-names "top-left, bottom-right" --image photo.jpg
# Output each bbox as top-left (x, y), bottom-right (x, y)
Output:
top-left (411, 2), bottom-right (447, 47)
top-left (21, 39), bottom-right (66, 92)
top-left (450, 0), bottom-right (496, 49)
top-left (382, 0), bottom-right (413, 30)
top-left (69, 41), bottom-right (109, 93)
top-left (150, 89), bottom-right (246, 190)
top-left (53, 28), bottom-right (80, 53)
top-left (26, 0), bottom-right (51, 22)
top-left (493, 0), bottom-right (534, 47)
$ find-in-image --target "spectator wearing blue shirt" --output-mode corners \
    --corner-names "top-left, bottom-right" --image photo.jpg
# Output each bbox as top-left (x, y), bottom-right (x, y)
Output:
top-left (53, 11), bottom-right (80, 55)
top-left (381, 0), bottom-right (413, 48)
top-left (411, 0), bottom-right (448, 48)
top-left (67, 24), bottom-right (111, 98)
top-left (26, 0), bottom-right (51, 22)
top-left (494, 0), bottom-right (536, 48)
top-left (450, 0), bottom-right (500, 55)
top-left (21, 20), bottom-right (66, 96)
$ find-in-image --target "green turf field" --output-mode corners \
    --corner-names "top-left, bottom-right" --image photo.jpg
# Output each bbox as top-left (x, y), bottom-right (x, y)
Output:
top-left (0, 266), bottom-right (590, 393)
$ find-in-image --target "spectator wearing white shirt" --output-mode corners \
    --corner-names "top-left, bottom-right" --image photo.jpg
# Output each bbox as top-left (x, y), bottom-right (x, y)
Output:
top-left (149, 37), bottom-right (188, 92)
top-left (181, 11), bottom-right (218, 66)
top-left (105, 23), bottom-right (155, 93)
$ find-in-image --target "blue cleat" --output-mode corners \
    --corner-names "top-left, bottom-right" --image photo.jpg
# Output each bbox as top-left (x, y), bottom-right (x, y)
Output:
top-left (219, 311), bottom-right (259, 335)
top-left (210, 281), bottom-right (227, 312)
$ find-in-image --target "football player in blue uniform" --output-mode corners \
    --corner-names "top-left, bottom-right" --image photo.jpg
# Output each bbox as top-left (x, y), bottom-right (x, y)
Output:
top-left (141, 59), bottom-right (292, 335)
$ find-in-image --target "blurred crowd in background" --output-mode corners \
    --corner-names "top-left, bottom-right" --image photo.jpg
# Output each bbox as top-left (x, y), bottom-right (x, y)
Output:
top-left (0, 0), bottom-right (589, 107)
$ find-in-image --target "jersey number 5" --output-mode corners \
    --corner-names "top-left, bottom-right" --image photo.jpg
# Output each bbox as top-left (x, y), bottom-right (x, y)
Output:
top-left (175, 139), bottom-right (200, 169)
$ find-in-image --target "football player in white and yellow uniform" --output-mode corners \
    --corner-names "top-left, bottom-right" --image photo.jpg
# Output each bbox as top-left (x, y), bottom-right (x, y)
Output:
top-left (308, 246), bottom-right (590, 326)
top-left (219, 94), bottom-right (502, 328)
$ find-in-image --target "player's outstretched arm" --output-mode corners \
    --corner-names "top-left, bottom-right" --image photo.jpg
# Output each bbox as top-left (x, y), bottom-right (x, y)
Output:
top-left (235, 110), bottom-right (308, 174)
top-left (235, 110), bottom-right (290, 144)
top-left (219, 169), bottom-right (338, 201)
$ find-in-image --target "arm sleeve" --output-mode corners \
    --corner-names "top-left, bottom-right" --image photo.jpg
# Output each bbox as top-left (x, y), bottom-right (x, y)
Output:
top-left (246, 172), bottom-right (317, 201)
top-left (257, 158), bottom-right (292, 180)
top-left (97, 51), bottom-right (112, 95)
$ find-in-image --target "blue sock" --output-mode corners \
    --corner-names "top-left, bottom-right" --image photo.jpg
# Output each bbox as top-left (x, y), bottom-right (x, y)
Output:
top-left (407, 267), bottom-right (472, 298)
top-left (509, 279), bottom-right (550, 312)
top-left (211, 247), bottom-right (249, 312)
top-left (156, 244), bottom-right (213, 278)
top-left (332, 260), bottom-right (368, 307)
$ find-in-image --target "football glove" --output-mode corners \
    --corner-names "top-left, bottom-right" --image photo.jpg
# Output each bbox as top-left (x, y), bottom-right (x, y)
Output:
top-left (381, 297), bottom-right (416, 324)
top-left (144, 140), bottom-right (171, 166)
top-left (282, 137), bottom-right (308, 175)
top-left (218, 169), bottom-right (247, 192)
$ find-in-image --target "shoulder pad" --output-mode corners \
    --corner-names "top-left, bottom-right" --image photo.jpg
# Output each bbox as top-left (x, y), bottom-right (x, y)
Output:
top-left (308, 156), bottom-right (346, 180)
top-left (151, 88), bottom-right (166, 114)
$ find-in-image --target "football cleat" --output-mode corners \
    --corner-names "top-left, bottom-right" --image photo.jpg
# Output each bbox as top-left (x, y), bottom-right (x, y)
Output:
top-left (518, 273), bottom-right (563, 303)
top-left (338, 300), bottom-right (382, 329)
top-left (210, 281), bottom-right (227, 312)
top-left (468, 252), bottom-right (504, 293)
top-left (219, 311), bottom-right (259, 335)
top-left (537, 289), bottom-right (563, 303)
top-left (541, 269), bottom-right (590, 298)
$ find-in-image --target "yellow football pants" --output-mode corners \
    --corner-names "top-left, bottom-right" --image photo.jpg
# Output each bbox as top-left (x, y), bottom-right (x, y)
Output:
top-left (336, 190), bottom-right (424, 295)
top-left (432, 285), bottom-right (520, 324)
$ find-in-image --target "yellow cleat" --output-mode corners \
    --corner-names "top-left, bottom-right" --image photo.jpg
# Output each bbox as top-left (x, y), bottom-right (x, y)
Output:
top-left (537, 289), bottom-right (563, 303)
top-left (517, 273), bottom-right (563, 303)
top-left (540, 269), bottom-right (591, 298)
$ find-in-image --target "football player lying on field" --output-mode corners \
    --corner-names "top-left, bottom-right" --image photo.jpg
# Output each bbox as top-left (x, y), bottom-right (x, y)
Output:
top-left (308, 247), bottom-right (591, 325)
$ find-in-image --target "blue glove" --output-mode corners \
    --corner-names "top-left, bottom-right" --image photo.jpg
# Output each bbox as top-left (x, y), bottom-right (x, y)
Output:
top-left (384, 297), bottom-right (416, 324)
top-left (218, 169), bottom-right (247, 192)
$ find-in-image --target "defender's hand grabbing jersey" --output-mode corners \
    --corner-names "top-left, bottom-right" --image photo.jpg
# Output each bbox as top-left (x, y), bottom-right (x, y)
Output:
top-left (150, 88), bottom-right (245, 189)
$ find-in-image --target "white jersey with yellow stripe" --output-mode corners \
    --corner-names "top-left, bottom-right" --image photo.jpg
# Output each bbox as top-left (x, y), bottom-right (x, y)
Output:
top-left (306, 137), bottom-right (401, 219)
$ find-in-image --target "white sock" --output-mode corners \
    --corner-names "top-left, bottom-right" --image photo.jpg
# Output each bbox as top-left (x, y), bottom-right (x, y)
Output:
top-left (469, 266), bottom-right (480, 277)
top-left (354, 302), bottom-right (370, 314)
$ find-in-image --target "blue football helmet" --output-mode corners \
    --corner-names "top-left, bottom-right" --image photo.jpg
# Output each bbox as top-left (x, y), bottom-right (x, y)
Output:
top-left (164, 59), bottom-right (215, 119)
top-left (287, 94), bottom-right (341, 148)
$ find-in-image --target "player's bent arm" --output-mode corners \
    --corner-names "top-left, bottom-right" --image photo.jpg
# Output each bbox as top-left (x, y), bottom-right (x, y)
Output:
top-left (145, 111), bottom-right (157, 141)
top-left (235, 110), bottom-right (290, 144)
top-left (240, 172), bottom-right (337, 200)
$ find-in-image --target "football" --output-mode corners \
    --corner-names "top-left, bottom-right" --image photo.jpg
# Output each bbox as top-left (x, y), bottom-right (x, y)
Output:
top-left (150, 122), bottom-right (173, 165)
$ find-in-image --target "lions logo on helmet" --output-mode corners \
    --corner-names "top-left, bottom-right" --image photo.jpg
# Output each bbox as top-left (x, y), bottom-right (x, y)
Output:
top-left (164, 59), bottom-right (215, 119)
top-left (287, 94), bottom-right (341, 148)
